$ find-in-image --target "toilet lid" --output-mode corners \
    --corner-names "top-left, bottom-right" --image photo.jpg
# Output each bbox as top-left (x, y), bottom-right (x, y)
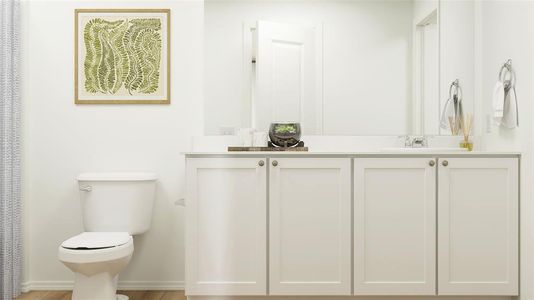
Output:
top-left (61, 232), bottom-right (131, 250)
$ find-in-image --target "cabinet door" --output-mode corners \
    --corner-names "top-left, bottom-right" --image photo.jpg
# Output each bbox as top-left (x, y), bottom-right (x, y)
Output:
top-left (269, 158), bottom-right (351, 295)
top-left (186, 158), bottom-right (267, 295)
top-left (438, 158), bottom-right (519, 295)
top-left (354, 158), bottom-right (436, 295)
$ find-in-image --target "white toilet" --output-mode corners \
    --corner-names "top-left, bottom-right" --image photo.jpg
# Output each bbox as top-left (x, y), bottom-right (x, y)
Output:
top-left (58, 172), bottom-right (157, 300)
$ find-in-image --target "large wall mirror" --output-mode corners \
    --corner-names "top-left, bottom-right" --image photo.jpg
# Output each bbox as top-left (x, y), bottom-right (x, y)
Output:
top-left (204, 0), bottom-right (474, 136)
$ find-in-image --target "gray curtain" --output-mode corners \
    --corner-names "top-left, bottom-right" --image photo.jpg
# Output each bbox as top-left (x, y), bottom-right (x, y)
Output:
top-left (0, 0), bottom-right (22, 298)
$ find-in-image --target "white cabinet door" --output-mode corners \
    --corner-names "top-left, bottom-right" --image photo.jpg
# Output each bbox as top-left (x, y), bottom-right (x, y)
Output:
top-left (269, 158), bottom-right (351, 295)
top-left (354, 158), bottom-right (436, 295)
top-left (438, 158), bottom-right (519, 295)
top-left (186, 158), bottom-right (267, 295)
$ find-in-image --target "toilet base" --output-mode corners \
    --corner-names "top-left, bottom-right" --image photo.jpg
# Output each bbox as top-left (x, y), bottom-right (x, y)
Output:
top-left (72, 272), bottom-right (118, 300)
top-left (71, 273), bottom-right (130, 300)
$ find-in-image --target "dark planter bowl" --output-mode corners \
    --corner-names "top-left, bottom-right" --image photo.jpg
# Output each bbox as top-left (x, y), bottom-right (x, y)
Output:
top-left (269, 123), bottom-right (301, 147)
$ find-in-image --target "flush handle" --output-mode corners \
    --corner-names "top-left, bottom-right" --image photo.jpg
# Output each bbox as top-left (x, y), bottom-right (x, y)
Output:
top-left (79, 185), bottom-right (92, 192)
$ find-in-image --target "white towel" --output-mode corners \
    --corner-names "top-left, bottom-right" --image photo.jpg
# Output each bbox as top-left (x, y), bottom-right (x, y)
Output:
top-left (492, 81), bottom-right (505, 125)
top-left (502, 87), bottom-right (518, 129)
top-left (439, 97), bottom-right (453, 130)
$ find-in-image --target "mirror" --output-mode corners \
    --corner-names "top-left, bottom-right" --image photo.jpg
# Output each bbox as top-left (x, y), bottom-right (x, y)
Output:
top-left (204, 0), bottom-right (474, 136)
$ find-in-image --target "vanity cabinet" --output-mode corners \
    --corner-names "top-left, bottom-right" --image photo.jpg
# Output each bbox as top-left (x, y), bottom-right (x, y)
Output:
top-left (185, 155), bottom-right (519, 297)
top-left (269, 158), bottom-right (351, 295)
top-left (437, 158), bottom-right (519, 295)
top-left (354, 158), bottom-right (436, 295)
top-left (185, 158), bottom-right (267, 295)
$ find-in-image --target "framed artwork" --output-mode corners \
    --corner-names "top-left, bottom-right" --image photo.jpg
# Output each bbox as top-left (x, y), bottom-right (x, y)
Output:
top-left (75, 9), bottom-right (170, 104)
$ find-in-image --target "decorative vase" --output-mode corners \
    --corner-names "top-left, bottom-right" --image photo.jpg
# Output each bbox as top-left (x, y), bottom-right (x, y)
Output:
top-left (268, 123), bottom-right (301, 147)
top-left (460, 139), bottom-right (473, 151)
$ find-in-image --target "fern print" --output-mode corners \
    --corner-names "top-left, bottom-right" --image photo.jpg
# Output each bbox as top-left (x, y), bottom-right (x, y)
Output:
top-left (83, 17), bottom-right (162, 95)
top-left (123, 19), bottom-right (162, 95)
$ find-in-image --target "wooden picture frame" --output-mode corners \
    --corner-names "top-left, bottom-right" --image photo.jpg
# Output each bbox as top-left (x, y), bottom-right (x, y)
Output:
top-left (75, 9), bottom-right (170, 104)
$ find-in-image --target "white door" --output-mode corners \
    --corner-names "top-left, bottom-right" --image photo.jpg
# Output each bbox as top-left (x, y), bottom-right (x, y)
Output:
top-left (186, 158), bottom-right (267, 295)
top-left (255, 21), bottom-right (322, 134)
top-left (438, 158), bottom-right (519, 295)
top-left (269, 158), bottom-right (351, 295)
top-left (354, 158), bottom-right (437, 295)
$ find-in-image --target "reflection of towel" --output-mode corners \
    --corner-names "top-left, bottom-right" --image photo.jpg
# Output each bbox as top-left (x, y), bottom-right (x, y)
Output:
top-left (502, 86), bottom-right (518, 129)
top-left (454, 95), bottom-right (463, 131)
top-left (493, 81), bottom-right (505, 124)
top-left (440, 97), bottom-right (453, 129)
top-left (440, 95), bottom-right (463, 133)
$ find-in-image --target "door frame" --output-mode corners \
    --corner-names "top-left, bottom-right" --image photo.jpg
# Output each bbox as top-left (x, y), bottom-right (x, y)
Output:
top-left (413, 9), bottom-right (440, 135)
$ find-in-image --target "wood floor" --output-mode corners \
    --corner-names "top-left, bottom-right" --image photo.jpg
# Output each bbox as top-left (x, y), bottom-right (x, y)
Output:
top-left (15, 291), bottom-right (185, 300)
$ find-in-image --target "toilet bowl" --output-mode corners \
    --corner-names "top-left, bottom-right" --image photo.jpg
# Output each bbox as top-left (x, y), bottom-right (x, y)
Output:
top-left (59, 232), bottom-right (134, 300)
top-left (58, 172), bottom-right (156, 299)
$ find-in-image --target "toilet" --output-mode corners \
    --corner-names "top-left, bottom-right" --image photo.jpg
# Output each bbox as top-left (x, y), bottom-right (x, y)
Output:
top-left (58, 172), bottom-right (157, 300)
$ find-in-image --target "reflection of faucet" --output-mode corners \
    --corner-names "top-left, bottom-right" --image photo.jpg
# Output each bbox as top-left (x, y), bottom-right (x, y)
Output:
top-left (412, 136), bottom-right (427, 148)
top-left (404, 136), bottom-right (428, 148)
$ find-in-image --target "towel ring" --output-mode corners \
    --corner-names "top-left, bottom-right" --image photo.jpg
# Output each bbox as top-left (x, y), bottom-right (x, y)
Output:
top-left (448, 79), bottom-right (463, 100)
top-left (499, 59), bottom-right (516, 87)
top-left (440, 79), bottom-right (464, 131)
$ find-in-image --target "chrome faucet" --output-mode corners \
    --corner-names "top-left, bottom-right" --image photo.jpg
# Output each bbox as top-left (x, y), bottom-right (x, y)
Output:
top-left (403, 136), bottom-right (428, 148)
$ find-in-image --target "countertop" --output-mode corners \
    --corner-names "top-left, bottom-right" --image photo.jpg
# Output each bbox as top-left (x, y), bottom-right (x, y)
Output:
top-left (184, 150), bottom-right (521, 158)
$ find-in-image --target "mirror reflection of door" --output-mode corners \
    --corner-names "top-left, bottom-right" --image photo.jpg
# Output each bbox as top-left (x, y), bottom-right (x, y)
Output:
top-left (204, 1), bottom-right (473, 137)
top-left (254, 21), bottom-right (323, 134)
top-left (414, 10), bottom-right (439, 135)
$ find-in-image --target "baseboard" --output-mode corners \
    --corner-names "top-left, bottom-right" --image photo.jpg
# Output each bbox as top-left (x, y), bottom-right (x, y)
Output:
top-left (22, 280), bottom-right (185, 292)
top-left (22, 281), bottom-right (73, 291)
top-left (21, 281), bottom-right (32, 293)
top-left (118, 281), bottom-right (185, 290)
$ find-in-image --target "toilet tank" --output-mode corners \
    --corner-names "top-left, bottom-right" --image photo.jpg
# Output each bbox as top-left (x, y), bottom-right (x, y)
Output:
top-left (77, 172), bottom-right (157, 235)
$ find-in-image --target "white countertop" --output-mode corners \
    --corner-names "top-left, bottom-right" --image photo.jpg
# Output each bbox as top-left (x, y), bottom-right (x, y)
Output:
top-left (184, 150), bottom-right (521, 157)
top-left (186, 136), bottom-right (521, 157)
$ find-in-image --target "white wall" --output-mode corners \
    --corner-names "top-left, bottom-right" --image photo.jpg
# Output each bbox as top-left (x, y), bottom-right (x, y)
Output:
top-left (476, 1), bottom-right (534, 300)
top-left (204, 0), bottom-right (413, 136)
top-left (22, 0), bottom-right (203, 289)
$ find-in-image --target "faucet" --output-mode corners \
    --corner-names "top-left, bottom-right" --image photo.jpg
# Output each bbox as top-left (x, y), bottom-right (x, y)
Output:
top-left (403, 136), bottom-right (428, 148)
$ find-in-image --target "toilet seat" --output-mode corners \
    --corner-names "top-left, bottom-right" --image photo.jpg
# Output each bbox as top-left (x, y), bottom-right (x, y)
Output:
top-left (59, 232), bottom-right (133, 264)
top-left (62, 232), bottom-right (131, 250)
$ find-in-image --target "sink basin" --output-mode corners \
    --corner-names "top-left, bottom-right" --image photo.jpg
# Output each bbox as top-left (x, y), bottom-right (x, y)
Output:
top-left (380, 147), bottom-right (468, 152)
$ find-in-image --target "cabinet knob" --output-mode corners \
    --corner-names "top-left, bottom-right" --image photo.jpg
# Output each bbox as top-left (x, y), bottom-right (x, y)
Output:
top-left (272, 160), bottom-right (278, 167)
top-left (442, 160), bottom-right (449, 167)
top-left (429, 160), bottom-right (435, 167)
top-left (258, 160), bottom-right (265, 167)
